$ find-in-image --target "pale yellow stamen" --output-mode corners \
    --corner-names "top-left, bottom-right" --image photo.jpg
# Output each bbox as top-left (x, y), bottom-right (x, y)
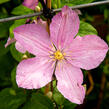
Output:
top-left (54, 50), bottom-right (64, 60)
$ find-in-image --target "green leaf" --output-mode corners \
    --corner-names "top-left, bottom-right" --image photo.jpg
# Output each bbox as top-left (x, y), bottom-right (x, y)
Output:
top-left (63, 99), bottom-right (77, 109)
top-left (71, 0), bottom-right (95, 4)
top-left (22, 93), bottom-right (54, 109)
top-left (0, 10), bottom-right (8, 19)
top-left (57, 0), bottom-right (61, 8)
top-left (0, 88), bottom-right (26, 109)
top-left (104, 9), bottom-right (109, 20)
top-left (10, 43), bottom-right (24, 62)
top-left (53, 87), bottom-right (65, 105)
top-left (0, 40), bottom-right (9, 56)
top-left (11, 67), bottom-right (18, 88)
top-left (0, 9), bottom-right (12, 38)
top-left (0, 52), bottom-right (15, 87)
top-left (11, 5), bottom-right (34, 15)
top-left (106, 34), bottom-right (109, 44)
top-left (9, 19), bottom-right (26, 38)
top-left (52, 0), bottom-right (57, 9)
top-left (0, 0), bottom-right (10, 4)
top-left (77, 21), bottom-right (97, 36)
top-left (0, 22), bottom-right (12, 38)
top-left (61, 0), bottom-right (95, 7)
top-left (103, 64), bottom-right (109, 75)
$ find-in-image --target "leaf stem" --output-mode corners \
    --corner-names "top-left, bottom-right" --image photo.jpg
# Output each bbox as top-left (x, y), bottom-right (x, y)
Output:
top-left (45, 0), bottom-right (52, 95)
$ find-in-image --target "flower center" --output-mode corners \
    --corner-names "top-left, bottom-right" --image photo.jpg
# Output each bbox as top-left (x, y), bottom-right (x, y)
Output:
top-left (54, 50), bottom-right (64, 60)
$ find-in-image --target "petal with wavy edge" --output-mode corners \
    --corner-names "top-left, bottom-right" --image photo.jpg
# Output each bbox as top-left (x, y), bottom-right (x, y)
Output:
top-left (16, 57), bottom-right (55, 89)
top-left (55, 60), bottom-right (85, 104)
top-left (14, 24), bottom-right (52, 56)
top-left (50, 6), bottom-right (79, 49)
top-left (65, 35), bottom-right (109, 70)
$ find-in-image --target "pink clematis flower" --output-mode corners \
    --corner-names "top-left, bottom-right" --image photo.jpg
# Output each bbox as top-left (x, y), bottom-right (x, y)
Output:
top-left (12, 6), bottom-right (108, 104)
top-left (23, 0), bottom-right (46, 10)
top-left (23, 0), bottom-right (38, 10)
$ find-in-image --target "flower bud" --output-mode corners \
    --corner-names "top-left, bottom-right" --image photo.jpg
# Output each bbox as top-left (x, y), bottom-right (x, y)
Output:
top-left (35, 6), bottom-right (41, 12)
top-left (46, 91), bottom-right (53, 99)
top-left (22, 54), bottom-right (28, 60)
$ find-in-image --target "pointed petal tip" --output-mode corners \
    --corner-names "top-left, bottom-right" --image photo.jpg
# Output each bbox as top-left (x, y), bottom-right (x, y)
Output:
top-left (5, 43), bottom-right (8, 48)
top-left (55, 61), bottom-right (85, 104)
top-left (62, 5), bottom-right (69, 10)
top-left (5, 37), bottom-right (16, 48)
top-left (71, 98), bottom-right (84, 104)
top-left (57, 85), bottom-right (85, 105)
top-left (61, 5), bottom-right (71, 16)
top-left (62, 6), bottom-right (81, 16)
top-left (50, 5), bottom-right (80, 49)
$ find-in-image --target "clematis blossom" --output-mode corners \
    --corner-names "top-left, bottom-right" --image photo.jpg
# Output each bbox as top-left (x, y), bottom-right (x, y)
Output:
top-left (10, 6), bottom-right (108, 104)
top-left (23, 0), bottom-right (38, 10)
top-left (23, 0), bottom-right (46, 10)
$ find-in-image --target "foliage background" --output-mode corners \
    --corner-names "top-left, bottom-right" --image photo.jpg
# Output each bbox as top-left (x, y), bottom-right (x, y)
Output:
top-left (0, 0), bottom-right (109, 109)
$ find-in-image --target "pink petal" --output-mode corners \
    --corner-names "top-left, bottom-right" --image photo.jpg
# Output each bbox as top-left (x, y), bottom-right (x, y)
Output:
top-left (14, 24), bottom-right (52, 56)
top-left (15, 42), bottom-right (26, 53)
top-left (33, 18), bottom-right (47, 29)
top-left (74, 9), bottom-right (82, 15)
top-left (23, 0), bottom-right (38, 10)
top-left (37, 18), bottom-right (47, 29)
top-left (16, 56), bottom-right (54, 89)
top-left (55, 60), bottom-right (85, 104)
top-left (5, 37), bottom-right (16, 48)
top-left (65, 35), bottom-right (109, 70)
top-left (50, 6), bottom-right (80, 49)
